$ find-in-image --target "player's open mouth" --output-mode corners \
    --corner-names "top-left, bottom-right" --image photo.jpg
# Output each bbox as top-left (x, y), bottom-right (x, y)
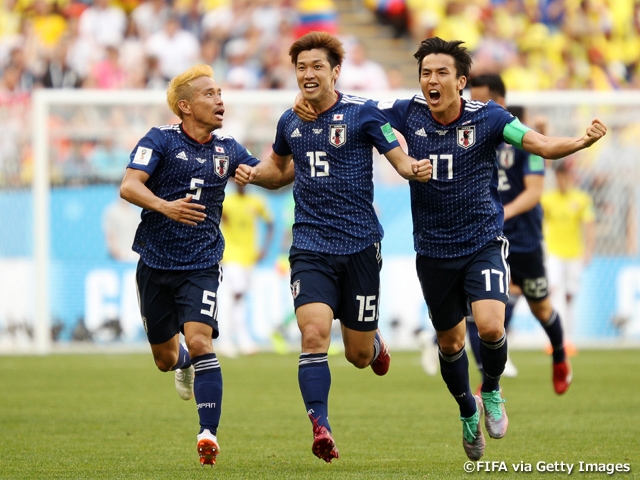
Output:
top-left (429, 89), bottom-right (441, 102)
top-left (304, 83), bottom-right (319, 91)
top-left (214, 110), bottom-right (224, 120)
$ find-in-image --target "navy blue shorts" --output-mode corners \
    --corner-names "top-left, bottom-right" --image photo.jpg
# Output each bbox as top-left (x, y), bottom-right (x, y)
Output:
top-left (416, 237), bottom-right (510, 332)
top-left (136, 261), bottom-right (222, 345)
top-left (289, 243), bottom-right (382, 332)
top-left (508, 245), bottom-right (549, 301)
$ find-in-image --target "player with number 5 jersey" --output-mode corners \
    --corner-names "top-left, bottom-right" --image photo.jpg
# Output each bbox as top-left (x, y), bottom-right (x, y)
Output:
top-left (234, 31), bottom-right (432, 463)
top-left (120, 64), bottom-right (260, 466)
top-left (377, 37), bottom-right (607, 461)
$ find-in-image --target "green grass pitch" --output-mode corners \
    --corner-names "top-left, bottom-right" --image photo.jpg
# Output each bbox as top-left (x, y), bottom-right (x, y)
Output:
top-left (1, 349), bottom-right (638, 479)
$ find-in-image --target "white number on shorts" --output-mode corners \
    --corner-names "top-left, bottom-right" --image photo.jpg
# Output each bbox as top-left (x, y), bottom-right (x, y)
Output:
top-left (523, 277), bottom-right (548, 298)
top-left (200, 290), bottom-right (217, 317)
top-left (356, 295), bottom-right (377, 322)
top-left (481, 269), bottom-right (505, 293)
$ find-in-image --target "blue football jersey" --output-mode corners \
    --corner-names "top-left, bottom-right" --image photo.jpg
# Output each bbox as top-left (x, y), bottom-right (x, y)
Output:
top-left (273, 92), bottom-right (400, 255)
top-left (127, 124), bottom-right (259, 270)
top-left (496, 143), bottom-right (544, 253)
top-left (379, 97), bottom-right (514, 258)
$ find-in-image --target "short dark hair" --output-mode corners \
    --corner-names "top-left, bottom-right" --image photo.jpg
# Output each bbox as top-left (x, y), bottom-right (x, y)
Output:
top-left (468, 74), bottom-right (506, 99)
top-left (289, 31), bottom-right (345, 69)
top-left (413, 37), bottom-right (472, 80)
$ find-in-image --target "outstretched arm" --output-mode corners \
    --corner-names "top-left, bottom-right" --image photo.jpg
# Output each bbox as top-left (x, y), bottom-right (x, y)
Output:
top-left (120, 168), bottom-right (206, 226)
top-left (383, 146), bottom-right (432, 182)
top-left (235, 152), bottom-right (294, 190)
top-left (521, 119), bottom-right (607, 160)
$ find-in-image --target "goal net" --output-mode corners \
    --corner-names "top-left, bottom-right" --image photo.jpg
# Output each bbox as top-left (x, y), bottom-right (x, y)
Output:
top-left (0, 88), bottom-right (639, 354)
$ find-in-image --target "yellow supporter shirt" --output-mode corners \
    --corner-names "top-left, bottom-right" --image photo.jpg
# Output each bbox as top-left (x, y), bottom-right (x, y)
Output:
top-left (541, 188), bottom-right (595, 259)
top-left (221, 192), bottom-right (272, 267)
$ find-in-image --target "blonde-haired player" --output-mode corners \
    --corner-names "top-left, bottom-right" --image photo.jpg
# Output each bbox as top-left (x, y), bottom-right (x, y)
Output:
top-left (121, 64), bottom-right (261, 466)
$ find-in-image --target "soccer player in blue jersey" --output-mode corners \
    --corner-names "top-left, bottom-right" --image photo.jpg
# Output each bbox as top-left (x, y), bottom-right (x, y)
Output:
top-left (467, 73), bottom-right (572, 395)
top-left (120, 64), bottom-right (261, 466)
top-left (377, 38), bottom-right (606, 461)
top-left (235, 31), bottom-right (432, 463)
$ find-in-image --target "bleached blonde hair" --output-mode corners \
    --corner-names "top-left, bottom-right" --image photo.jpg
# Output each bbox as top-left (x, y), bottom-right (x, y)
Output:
top-left (166, 64), bottom-right (215, 119)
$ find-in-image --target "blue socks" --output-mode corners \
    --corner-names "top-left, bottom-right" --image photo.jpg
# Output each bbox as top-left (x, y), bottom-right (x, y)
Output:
top-left (372, 331), bottom-right (382, 364)
top-left (504, 295), bottom-right (518, 330)
top-left (299, 353), bottom-right (331, 431)
top-left (541, 310), bottom-right (566, 363)
top-left (466, 319), bottom-right (483, 377)
top-left (439, 346), bottom-right (476, 418)
top-left (480, 333), bottom-right (507, 393)
top-left (192, 353), bottom-right (222, 435)
top-left (171, 343), bottom-right (192, 370)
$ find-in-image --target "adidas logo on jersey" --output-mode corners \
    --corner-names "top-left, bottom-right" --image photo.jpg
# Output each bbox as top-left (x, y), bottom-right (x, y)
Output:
top-left (415, 128), bottom-right (427, 137)
top-left (176, 151), bottom-right (188, 161)
top-left (291, 128), bottom-right (302, 138)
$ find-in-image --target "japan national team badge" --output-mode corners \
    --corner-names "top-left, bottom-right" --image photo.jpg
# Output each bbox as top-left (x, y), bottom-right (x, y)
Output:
top-left (498, 145), bottom-right (515, 169)
top-left (329, 125), bottom-right (347, 147)
top-left (456, 125), bottom-right (476, 149)
top-left (214, 155), bottom-right (229, 178)
top-left (290, 279), bottom-right (300, 299)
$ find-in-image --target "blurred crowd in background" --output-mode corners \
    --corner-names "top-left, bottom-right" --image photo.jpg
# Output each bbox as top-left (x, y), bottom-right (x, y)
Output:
top-left (1, 0), bottom-right (639, 96)
top-left (0, 0), bottom-right (639, 189)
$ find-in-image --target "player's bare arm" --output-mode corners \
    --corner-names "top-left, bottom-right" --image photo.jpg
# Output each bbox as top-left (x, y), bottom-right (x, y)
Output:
top-left (384, 147), bottom-right (432, 182)
top-left (234, 152), bottom-right (294, 190)
top-left (521, 119), bottom-right (607, 159)
top-left (120, 168), bottom-right (206, 226)
top-left (503, 174), bottom-right (544, 221)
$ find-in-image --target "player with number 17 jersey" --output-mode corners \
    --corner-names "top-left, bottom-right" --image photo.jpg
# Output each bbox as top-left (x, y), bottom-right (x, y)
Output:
top-left (127, 124), bottom-right (259, 270)
top-left (379, 97), bottom-right (515, 258)
top-left (272, 92), bottom-right (401, 255)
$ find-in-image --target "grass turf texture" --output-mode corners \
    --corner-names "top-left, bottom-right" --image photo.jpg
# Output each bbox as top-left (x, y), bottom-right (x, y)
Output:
top-left (1, 349), bottom-right (638, 479)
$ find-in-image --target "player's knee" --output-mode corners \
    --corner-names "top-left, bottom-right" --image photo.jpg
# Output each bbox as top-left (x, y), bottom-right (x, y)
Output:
top-left (477, 324), bottom-right (504, 343)
top-left (532, 300), bottom-right (554, 323)
top-left (154, 353), bottom-right (177, 372)
top-left (186, 335), bottom-right (212, 358)
top-left (439, 338), bottom-right (465, 355)
top-left (344, 349), bottom-right (370, 369)
top-left (300, 326), bottom-right (330, 351)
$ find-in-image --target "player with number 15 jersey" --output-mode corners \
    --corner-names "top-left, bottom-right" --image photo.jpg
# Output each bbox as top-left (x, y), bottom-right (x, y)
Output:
top-left (234, 31), bottom-right (432, 464)
top-left (272, 92), bottom-right (399, 255)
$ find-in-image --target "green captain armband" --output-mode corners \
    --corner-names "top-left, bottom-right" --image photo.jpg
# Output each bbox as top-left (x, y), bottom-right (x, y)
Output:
top-left (503, 118), bottom-right (531, 150)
